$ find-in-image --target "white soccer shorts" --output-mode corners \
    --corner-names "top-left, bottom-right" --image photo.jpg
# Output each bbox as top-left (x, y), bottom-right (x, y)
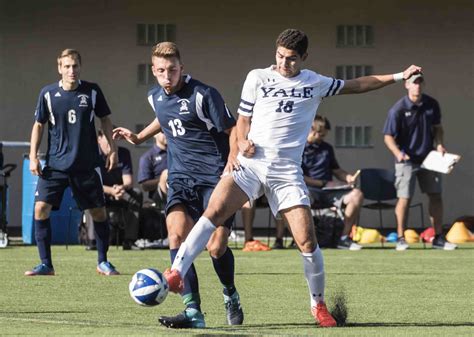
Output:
top-left (232, 154), bottom-right (310, 216)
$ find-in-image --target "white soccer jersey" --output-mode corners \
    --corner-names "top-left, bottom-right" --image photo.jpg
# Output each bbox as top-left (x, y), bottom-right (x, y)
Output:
top-left (238, 65), bottom-right (344, 163)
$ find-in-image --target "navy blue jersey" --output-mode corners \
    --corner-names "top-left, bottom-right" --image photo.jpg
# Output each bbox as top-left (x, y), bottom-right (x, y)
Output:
top-left (137, 145), bottom-right (168, 184)
top-left (383, 94), bottom-right (441, 164)
top-left (100, 146), bottom-right (132, 187)
top-left (34, 80), bottom-right (111, 172)
top-left (147, 75), bottom-right (235, 184)
top-left (302, 141), bottom-right (340, 181)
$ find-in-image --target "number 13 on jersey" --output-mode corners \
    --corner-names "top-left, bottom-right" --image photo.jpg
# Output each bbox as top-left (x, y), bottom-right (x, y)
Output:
top-left (168, 118), bottom-right (186, 137)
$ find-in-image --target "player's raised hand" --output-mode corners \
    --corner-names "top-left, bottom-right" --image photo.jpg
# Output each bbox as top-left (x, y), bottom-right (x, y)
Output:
top-left (402, 65), bottom-right (423, 81)
top-left (238, 139), bottom-right (255, 158)
top-left (113, 127), bottom-right (139, 145)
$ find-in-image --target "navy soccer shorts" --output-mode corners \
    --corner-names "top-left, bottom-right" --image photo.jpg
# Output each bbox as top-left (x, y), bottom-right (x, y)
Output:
top-left (34, 166), bottom-right (105, 211)
top-left (166, 177), bottom-right (234, 229)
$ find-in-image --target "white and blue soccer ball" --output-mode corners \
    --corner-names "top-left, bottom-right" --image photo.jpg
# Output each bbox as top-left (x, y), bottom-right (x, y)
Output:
top-left (129, 268), bottom-right (169, 306)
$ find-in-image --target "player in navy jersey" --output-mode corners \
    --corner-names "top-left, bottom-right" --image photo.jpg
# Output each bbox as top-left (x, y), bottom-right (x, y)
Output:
top-left (25, 49), bottom-right (120, 276)
top-left (163, 29), bottom-right (422, 328)
top-left (113, 42), bottom-right (243, 329)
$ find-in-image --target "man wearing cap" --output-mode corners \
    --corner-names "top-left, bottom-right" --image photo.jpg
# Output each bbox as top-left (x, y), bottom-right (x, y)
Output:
top-left (383, 74), bottom-right (457, 251)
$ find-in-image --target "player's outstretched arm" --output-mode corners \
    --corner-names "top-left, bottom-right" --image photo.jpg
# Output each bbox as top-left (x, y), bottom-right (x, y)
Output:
top-left (340, 65), bottom-right (422, 94)
top-left (113, 118), bottom-right (161, 145)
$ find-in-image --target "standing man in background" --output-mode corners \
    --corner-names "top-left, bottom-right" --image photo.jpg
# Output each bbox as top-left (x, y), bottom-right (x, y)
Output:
top-left (383, 74), bottom-right (457, 251)
top-left (26, 49), bottom-right (120, 276)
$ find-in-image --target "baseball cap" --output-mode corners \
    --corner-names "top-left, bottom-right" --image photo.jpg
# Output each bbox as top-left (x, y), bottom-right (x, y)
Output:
top-left (406, 73), bottom-right (424, 84)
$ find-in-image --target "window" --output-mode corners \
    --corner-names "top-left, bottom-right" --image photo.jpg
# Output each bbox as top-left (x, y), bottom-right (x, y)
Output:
top-left (337, 25), bottom-right (374, 47)
top-left (137, 64), bottom-right (155, 86)
top-left (335, 125), bottom-right (372, 148)
top-left (137, 24), bottom-right (176, 45)
top-left (336, 65), bottom-right (373, 79)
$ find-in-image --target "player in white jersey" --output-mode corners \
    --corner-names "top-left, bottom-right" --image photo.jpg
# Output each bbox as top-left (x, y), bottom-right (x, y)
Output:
top-left (163, 28), bottom-right (422, 328)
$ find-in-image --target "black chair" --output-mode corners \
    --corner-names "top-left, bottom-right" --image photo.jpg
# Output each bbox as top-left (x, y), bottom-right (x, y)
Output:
top-left (0, 145), bottom-right (17, 248)
top-left (359, 168), bottom-right (425, 247)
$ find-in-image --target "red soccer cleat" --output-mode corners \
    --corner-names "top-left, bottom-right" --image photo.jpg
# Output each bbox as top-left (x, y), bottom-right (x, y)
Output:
top-left (163, 268), bottom-right (184, 294)
top-left (311, 302), bottom-right (337, 327)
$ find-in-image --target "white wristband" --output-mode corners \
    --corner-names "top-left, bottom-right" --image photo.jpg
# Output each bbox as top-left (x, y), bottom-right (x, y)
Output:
top-left (393, 72), bottom-right (404, 82)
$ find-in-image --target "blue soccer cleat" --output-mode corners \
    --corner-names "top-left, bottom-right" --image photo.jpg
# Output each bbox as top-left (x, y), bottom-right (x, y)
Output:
top-left (158, 308), bottom-right (206, 329)
top-left (96, 261), bottom-right (120, 276)
top-left (24, 263), bottom-right (55, 276)
top-left (224, 291), bottom-right (244, 325)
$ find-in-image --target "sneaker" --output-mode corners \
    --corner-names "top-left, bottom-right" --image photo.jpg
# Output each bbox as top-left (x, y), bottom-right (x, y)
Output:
top-left (96, 261), bottom-right (120, 275)
top-left (396, 237), bottom-right (409, 251)
top-left (432, 235), bottom-right (457, 250)
top-left (158, 308), bottom-right (206, 329)
top-left (272, 239), bottom-right (285, 249)
top-left (224, 291), bottom-right (244, 325)
top-left (337, 237), bottom-right (362, 251)
top-left (24, 263), bottom-right (55, 276)
top-left (242, 240), bottom-right (272, 252)
top-left (311, 302), bottom-right (337, 327)
top-left (163, 268), bottom-right (184, 293)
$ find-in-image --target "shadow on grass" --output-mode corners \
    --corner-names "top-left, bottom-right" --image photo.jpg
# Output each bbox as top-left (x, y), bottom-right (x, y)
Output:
top-left (203, 321), bottom-right (474, 331)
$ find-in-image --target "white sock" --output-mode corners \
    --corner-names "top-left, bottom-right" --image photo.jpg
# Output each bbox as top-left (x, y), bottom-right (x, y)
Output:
top-left (301, 245), bottom-right (325, 307)
top-left (171, 216), bottom-right (216, 276)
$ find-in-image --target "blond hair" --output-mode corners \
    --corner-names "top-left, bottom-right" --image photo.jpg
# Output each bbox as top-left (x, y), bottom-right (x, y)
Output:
top-left (57, 49), bottom-right (81, 66)
top-left (151, 42), bottom-right (181, 62)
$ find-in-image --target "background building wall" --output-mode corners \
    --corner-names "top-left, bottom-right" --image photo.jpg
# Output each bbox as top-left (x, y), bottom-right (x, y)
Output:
top-left (1, 0), bottom-right (472, 232)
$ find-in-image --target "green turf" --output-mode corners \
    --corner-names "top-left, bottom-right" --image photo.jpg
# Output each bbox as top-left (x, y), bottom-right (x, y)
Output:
top-left (0, 243), bottom-right (473, 336)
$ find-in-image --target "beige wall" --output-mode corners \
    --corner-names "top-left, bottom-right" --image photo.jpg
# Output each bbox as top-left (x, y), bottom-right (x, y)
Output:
top-left (1, 0), bottom-right (472, 232)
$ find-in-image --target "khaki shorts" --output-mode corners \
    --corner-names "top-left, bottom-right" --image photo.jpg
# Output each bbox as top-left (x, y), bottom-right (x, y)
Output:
top-left (395, 163), bottom-right (442, 199)
top-left (232, 154), bottom-right (311, 216)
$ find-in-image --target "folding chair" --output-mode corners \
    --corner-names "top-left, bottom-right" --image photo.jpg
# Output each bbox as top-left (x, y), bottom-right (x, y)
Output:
top-left (359, 168), bottom-right (425, 247)
top-left (0, 147), bottom-right (17, 248)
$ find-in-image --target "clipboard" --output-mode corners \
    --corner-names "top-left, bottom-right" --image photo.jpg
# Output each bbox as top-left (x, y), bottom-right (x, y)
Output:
top-left (421, 151), bottom-right (461, 174)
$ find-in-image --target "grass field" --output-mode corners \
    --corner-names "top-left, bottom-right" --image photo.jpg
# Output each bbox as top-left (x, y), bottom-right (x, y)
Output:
top-left (0, 242), bottom-right (473, 336)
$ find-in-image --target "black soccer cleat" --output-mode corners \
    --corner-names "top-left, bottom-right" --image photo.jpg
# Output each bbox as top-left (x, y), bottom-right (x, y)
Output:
top-left (224, 291), bottom-right (244, 325)
top-left (158, 308), bottom-right (205, 329)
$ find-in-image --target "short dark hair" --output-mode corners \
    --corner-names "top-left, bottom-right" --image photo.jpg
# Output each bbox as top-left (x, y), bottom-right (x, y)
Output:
top-left (314, 115), bottom-right (331, 130)
top-left (276, 29), bottom-right (308, 57)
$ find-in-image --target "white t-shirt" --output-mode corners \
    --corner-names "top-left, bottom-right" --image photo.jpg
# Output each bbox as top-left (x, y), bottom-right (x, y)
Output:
top-left (237, 65), bottom-right (344, 164)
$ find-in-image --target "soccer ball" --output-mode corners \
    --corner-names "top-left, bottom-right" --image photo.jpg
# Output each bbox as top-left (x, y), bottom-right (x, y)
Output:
top-left (129, 268), bottom-right (169, 306)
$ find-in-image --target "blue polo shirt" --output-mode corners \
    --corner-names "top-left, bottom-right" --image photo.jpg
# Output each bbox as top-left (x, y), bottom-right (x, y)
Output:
top-left (147, 75), bottom-right (235, 185)
top-left (137, 145), bottom-right (168, 184)
top-left (34, 80), bottom-right (111, 172)
top-left (383, 94), bottom-right (441, 164)
top-left (302, 141), bottom-right (340, 181)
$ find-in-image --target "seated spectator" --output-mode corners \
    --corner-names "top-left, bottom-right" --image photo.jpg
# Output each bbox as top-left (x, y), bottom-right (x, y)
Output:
top-left (86, 129), bottom-right (142, 250)
top-left (302, 116), bottom-right (364, 251)
top-left (136, 132), bottom-right (169, 247)
top-left (241, 197), bottom-right (287, 251)
top-left (137, 132), bottom-right (168, 206)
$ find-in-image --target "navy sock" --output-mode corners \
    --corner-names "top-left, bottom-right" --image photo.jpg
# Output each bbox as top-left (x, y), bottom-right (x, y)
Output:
top-left (34, 219), bottom-right (53, 268)
top-left (94, 220), bottom-right (109, 264)
top-left (170, 248), bottom-right (201, 311)
top-left (211, 247), bottom-right (236, 296)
